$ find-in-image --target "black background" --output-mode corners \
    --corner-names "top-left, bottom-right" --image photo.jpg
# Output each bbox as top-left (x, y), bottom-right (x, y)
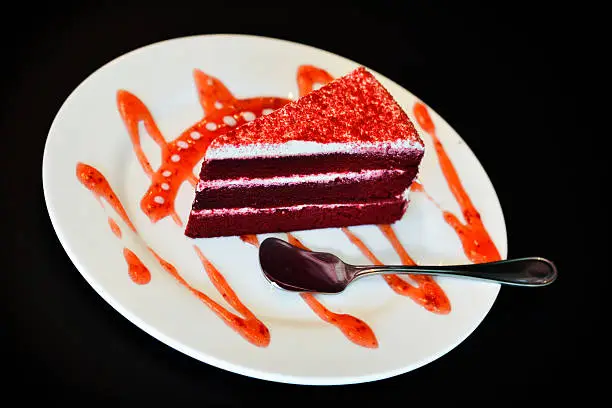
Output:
top-left (1, 1), bottom-right (604, 404)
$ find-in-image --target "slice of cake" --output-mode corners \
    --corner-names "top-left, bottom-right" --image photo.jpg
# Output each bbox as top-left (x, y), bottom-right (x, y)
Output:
top-left (185, 67), bottom-right (424, 238)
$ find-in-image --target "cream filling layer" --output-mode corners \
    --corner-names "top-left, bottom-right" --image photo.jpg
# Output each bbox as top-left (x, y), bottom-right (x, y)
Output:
top-left (196, 169), bottom-right (406, 192)
top-left (205, 139), bottom-right (424, 160)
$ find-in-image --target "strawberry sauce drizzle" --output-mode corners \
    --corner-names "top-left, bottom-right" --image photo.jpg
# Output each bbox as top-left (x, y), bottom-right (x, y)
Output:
top-left (123, 248), bottom-right (151, 285)
top-left (410, 179), bottom-right (425, 193)
top-left (76, 161), bottom-right (269, 346)
top-left (76, 163), bottom-right (137, 232)
top-left (192, 247), bottom-right (270, 347)
top-left (117, 70), bottom-right (289, 227)
top-left (108, 217), bottom-right (122, 238)
top-left (412, 102), bottom-right (501, 263)
top-left (341, 227), bottom-right (448, 314)
top-left (285, 233), bottom-right (378, 348)
top-left (378, 225), bottom-right (450, 314)
top-left (239, 234), bottom-right (260, 247)
top-left (410, 180), bottom-right (440, 207)
top-left (146, 247), bottom-right (269, 347)
top-left (296, 65), bottom-right (335, 96)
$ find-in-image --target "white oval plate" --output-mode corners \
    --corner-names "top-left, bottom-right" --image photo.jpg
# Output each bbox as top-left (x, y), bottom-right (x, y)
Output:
top-left (42, 34), bottom-right (507, 385)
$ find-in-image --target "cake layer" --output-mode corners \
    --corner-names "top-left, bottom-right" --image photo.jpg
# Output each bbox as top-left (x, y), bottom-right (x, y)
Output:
top-left (192, 168), bottom-right (417, 210)
top-left (184, 197), bottom-right (408, 238)
top-left (199, 150), bottom-right (423, 180)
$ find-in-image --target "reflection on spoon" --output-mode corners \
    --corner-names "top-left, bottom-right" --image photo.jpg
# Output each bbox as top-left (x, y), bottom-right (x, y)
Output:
top-left (258, 238), bottom-right (557, 294)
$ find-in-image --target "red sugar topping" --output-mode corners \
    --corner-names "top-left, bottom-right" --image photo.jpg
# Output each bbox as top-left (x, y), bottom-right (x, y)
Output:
top-left (208, 67), bottom-right (423, 149)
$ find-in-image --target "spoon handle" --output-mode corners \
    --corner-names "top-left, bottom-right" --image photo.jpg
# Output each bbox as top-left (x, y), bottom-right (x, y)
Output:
top-left (351, 257), bottom-right (557, 287)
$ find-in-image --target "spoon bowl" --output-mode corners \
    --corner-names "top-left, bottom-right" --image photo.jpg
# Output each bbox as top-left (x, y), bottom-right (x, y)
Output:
top-left (258, 237), bottom-right (557, 293)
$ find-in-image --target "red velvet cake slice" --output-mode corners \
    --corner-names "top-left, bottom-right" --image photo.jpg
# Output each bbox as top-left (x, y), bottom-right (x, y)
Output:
top-left (185, 67), bottom-right (424, 238)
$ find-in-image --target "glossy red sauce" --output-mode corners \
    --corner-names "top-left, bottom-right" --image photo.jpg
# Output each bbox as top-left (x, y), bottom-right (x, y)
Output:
top-left (123, 248), bottom-right (151, 285)
top-left (410, 179), bottom-right (424, 193)
top-left (146, 247), bottom-right (269, 347)
top-left (286, 233), bottom-right (378, 348)
top-left (341, 227), bottom-right (450, 314)
top-left (108, 217), bottom-right (122, 238)
top-left (296, 65), bottom-right (335, 98)
top-left (192, 246), bottom-right (270, 347)
top-left (76, 162), bottom-right (137, 232)
top-left (378, 225), bottom-right (450, 314)
top-left (77, 160), bottom-right (269, 346)
top-left (410, 180), bottom-right (441, 209)
top-left (413, 102), bottom-right (501, 263)
top-left (239, 234), bottom-right (260, 247)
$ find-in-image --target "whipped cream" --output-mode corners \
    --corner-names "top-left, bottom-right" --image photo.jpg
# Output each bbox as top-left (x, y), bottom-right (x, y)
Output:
top-left (205, 139), bottom-right (424, 161)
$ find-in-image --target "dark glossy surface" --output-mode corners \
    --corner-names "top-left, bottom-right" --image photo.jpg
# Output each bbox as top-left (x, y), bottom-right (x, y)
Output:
top-left (2, 2), bottom-right (601, 404)
top-left (260, 238), bottom-right (350, 292)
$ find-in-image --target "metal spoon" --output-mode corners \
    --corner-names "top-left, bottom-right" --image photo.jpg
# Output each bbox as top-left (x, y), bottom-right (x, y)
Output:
top-left (258, 237), bottom-right (557, 293)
